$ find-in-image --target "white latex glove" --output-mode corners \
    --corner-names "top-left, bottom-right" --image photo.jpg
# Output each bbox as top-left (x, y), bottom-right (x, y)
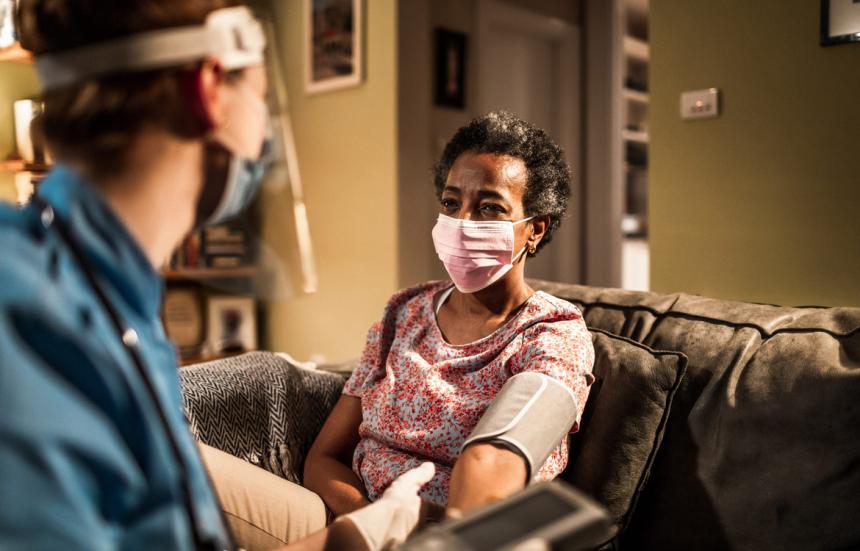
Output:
top-left (343, 462), bottom-right (436, 551)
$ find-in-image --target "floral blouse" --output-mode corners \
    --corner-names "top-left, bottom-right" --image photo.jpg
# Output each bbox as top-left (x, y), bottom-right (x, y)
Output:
top-left (342, 281), bottom-right (595, 506)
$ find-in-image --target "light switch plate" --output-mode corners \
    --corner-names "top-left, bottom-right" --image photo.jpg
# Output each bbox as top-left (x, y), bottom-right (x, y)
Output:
top-left (680, 88), bottom-right (720, 120)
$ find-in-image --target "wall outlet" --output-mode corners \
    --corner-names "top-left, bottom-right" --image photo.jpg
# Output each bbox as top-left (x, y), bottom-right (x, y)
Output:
top-left (680, 88), bottom-right (720, 120)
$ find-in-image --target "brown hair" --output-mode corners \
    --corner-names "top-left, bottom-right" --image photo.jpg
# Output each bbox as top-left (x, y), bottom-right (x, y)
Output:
top-left (17, 0), bottom-right (241, 176)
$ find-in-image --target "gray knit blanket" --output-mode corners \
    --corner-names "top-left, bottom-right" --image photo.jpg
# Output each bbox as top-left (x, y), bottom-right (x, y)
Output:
top-left (179, 351), bottom-right (347, 483)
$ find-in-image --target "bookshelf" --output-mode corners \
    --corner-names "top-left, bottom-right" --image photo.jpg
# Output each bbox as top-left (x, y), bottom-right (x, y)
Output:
top-left (0, 42), bottom-right (32, 64)
top-left (163, 267), bottom-right (259, 281)
top-left (620, 0), bottom-right (650, 291)
top-left (0, 159), bottom-right (49, 172)
top-left (164, 216), bottom-right (263, 365)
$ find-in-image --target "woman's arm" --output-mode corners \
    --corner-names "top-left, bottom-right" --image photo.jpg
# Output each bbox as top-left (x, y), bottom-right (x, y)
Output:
top-left (304, 395), bottom-right (371, 516)
top-left (446, 442), bottom-right (527, 514)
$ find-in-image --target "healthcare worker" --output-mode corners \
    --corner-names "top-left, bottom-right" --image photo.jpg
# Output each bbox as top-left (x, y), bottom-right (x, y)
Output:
top-left (0, 2), bottom-right (431, 550)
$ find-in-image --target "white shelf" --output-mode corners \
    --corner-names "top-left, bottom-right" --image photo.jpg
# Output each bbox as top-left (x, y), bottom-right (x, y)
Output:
top-left (623, 36), bottom-right (650, 61)
top-left (623, 88), bottom-right (650, 104)
top-left (0, 43), bottom-right (33, 64)
top-left (623, 129), bottom-right (649, 144)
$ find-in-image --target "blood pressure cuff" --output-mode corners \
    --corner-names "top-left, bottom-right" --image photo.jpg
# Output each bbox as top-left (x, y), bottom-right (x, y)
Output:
top-left (461, 372), bottom-right (579, 481)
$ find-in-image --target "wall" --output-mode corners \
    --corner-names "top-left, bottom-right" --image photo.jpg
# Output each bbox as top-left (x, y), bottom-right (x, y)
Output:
top-left (0, 63), bottom-right (40, 202)
top-left (650, 0), bottom-right (860, 307)
top-left (263, 0), bottom-right (399, 362)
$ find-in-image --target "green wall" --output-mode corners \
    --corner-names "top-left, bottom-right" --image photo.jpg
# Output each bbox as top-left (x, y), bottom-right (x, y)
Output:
top-left (650, 0), bottom-right (860, 307)
top-left (0, 63), bottom-right (40, 202)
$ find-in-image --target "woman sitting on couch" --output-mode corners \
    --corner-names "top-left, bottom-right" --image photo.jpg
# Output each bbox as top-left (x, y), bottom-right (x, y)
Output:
top-left (305, 111), bottom-right (596, 520)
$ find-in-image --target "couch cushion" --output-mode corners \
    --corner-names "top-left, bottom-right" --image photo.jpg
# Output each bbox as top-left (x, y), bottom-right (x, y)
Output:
top-left (563, 329), bottom-right (687, 535)
top-left (690, 327), bottom-right (860, 550)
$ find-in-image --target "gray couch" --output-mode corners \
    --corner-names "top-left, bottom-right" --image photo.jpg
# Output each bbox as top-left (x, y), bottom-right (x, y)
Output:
top-left (181, 280), bottom-right (860, 550)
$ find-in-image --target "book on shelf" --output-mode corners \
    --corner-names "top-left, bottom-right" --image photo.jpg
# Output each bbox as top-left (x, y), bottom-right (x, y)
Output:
top-left (207, 255), bottom-right (246, 268)
top-left (168, 221), bottom-right (254, 272)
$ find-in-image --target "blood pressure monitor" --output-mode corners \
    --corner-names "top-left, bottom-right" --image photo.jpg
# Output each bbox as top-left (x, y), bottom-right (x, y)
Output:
top-left (401, 480), bottom-right (614, 551)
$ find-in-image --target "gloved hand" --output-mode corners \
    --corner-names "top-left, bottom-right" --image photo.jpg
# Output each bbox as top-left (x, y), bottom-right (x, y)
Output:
top-left (343, 462), bottom-right (436, 551)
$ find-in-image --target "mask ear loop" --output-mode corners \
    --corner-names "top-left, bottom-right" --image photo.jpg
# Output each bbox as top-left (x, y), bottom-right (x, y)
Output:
top-left (513, 216), bottom-right (537, 262)
top-left (513, 243), bottom-right (530, 264)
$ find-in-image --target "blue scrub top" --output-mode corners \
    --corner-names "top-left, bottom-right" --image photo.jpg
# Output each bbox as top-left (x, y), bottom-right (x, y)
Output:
top-left (0, 166), bottom-right (230, 550)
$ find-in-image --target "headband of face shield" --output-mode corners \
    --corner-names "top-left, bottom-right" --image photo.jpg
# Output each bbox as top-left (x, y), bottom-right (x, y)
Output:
top-left (34, 6), bottom-right (272, 227)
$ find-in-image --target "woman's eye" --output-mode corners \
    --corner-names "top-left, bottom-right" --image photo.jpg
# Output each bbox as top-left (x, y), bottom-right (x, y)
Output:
top-left (481, 203), bottom-right (505, 214)
top-left (440, 198), bottom-right (459, 209)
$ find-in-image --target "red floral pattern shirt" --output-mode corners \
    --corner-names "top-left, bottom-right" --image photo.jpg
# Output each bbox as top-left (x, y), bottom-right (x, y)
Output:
top-left (342, 281), bottom-right (595, 506)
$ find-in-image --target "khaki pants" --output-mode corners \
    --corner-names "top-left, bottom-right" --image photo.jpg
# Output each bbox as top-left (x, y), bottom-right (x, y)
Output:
top-left (199, 443), bottom-right (328, 551)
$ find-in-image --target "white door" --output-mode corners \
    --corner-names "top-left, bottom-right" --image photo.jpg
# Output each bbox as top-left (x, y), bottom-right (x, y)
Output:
top-left (476, 0), bottom-right (582, 284)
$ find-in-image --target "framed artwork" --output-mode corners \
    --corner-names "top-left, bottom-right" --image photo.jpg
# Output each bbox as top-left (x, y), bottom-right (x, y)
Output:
top-left (821, 0), bottom-right (860, 46)
top-left (206, 296), bottom-right (257, 356)
top-left (163, 287), bottom-right (205, 357)
top-left (305, 0), bottom-right (363, 94)
top-left (434, 28), bottom-right (467, 109)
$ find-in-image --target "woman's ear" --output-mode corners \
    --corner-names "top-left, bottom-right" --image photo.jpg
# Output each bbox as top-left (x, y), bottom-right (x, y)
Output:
top-left (184, 58), bottom-right (225, 133)
top-left (529, 215), bottom-right (552, 250)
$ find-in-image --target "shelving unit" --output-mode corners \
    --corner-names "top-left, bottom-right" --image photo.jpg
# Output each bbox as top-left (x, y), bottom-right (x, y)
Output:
top-left (620, 0), bottom-right (650, 291)
top-left (163, 267), bottom-right (259, 281)
top-left (0, 159), bottom-right (50, 172)
top-left (0, 42), bottom-right (33, 64)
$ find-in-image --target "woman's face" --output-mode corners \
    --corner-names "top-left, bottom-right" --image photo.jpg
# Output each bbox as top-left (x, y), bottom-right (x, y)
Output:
top-left (440, 152), bottom-right (528, 222)
top-left (440, 152), bottom-right (535, 253)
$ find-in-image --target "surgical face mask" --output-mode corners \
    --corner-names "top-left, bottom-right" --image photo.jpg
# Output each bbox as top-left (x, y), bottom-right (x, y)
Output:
top-left (196, 82), bottom-right (271, 227)
top-left (431, 213), bottom-right (533, 294)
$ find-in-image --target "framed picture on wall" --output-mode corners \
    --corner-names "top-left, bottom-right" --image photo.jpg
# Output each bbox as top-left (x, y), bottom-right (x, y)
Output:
top-left (821, 0), bottom-right (860, 46)
top-left (305, 0), bottom-right (363, 94)
top-left (434, 28), bottom-right (467, 109)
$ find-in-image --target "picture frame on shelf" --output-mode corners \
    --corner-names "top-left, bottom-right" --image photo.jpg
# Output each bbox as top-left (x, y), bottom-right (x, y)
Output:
top-left (821, 0), bottom-right (860, 46)
top-left (305, 0), bottom-right (363, 94)
top-left (434, 28), bottom-right (467, 109)
top-left (163, 287), bottom-right (205, 358)
top-left (205, 296), bottom-right (257, 357)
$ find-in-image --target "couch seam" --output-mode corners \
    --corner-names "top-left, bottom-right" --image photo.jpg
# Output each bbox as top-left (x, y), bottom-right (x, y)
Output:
top-left (576, 301), bottom-right (860, 339)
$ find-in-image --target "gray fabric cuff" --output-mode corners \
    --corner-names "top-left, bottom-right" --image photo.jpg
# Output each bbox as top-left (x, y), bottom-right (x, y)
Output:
top-left (461, 372), bottom-right (578, 481)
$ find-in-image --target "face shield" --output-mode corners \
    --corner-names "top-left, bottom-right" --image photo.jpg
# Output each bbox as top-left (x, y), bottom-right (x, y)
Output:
top-left (33, 5), bottom-right (318, 298)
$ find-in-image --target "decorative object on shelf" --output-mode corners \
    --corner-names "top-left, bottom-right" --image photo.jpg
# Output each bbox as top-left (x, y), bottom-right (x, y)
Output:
top-left (0, 0), bottom-right (16, 49)
top-left (205, 296), bottom-right (257, 356)
top-left (305, 0), bottom-right (362, 94)
top-left (821, 0), bottom-right (860, 46)
top-left (163, 287), bottom-right (205, 358)
top-left (434, 28), bottom-right (467, 109)
top-left (14, 99), bottom-right (52, 164)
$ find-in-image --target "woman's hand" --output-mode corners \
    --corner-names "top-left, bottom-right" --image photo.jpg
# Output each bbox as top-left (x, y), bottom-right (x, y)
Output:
top-left (446, 442), bottom-right (528, 514)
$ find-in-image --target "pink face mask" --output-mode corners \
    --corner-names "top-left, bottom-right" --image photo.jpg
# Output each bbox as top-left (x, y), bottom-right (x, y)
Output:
top-left (431, 213), bottom-right (533, 293)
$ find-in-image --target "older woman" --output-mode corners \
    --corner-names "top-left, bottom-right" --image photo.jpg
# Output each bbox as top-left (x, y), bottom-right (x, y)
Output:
top-left (305, 111), bottom-right (595, 520)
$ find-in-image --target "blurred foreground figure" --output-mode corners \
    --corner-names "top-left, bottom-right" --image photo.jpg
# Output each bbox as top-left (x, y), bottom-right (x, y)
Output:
top-left (0, 2), bottom-right (429, 550)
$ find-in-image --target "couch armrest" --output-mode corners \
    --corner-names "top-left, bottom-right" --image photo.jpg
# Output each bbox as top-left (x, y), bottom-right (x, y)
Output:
top-left (180, 351), bottom-right (345, 483)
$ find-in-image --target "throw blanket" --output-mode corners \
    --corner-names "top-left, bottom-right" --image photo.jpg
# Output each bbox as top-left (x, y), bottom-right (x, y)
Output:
top-left (180, 352), bottom-right (346, 483)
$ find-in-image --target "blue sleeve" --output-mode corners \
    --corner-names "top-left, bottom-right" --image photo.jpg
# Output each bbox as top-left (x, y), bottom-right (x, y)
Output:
top-left (0, 304), bottom-right (143, 550)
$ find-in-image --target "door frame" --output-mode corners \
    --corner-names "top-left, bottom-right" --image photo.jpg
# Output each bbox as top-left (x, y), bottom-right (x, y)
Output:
top-left (475, 0), bottom-right (583, 283)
